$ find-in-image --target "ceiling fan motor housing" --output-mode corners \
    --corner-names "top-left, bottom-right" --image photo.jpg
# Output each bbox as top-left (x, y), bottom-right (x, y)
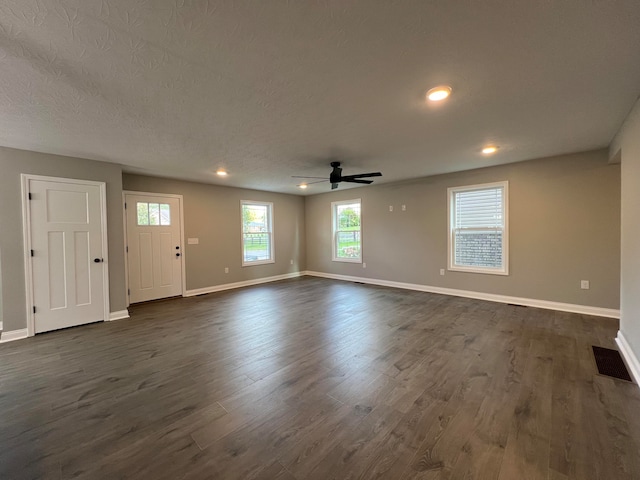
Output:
top-left (329, 162), bottom-right (342, 184)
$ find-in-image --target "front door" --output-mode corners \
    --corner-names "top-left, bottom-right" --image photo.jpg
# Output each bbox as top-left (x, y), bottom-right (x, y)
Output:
top-left (28, 178), bottom-right (107, 333)
top-left (125, 193), bottom-right (183, 303)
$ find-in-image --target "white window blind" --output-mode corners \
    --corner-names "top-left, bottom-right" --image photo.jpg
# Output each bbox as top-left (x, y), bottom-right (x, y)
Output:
top-left (453, 187), bottom-right (503, 229)
top-left (448, 182), bottom-right (508, 275)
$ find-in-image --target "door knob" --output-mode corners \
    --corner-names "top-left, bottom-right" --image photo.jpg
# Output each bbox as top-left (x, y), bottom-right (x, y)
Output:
top-left (176, 253), bottom-right (181, 257)
top-left (94, 258), bottom-right (103, 263)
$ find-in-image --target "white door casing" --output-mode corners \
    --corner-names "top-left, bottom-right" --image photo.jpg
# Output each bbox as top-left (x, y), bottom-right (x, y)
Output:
top-left (124, 193), bottom-right (184, 304)
top-left (22, 175), bottom-right (109, 335)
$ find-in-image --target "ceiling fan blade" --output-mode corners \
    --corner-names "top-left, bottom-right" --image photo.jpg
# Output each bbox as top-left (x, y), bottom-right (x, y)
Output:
top-left (341, 172), bottom-right (382, 180)
top-left (303, 179), bottom-right (328, 185)
top-left (343, 178), bottom-right (373, 184)
top-left (295, 159), bottom-right (381, 190)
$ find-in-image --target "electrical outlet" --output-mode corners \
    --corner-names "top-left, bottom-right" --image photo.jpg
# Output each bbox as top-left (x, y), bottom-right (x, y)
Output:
top-left (290, 259), bottom-right (293, 265)
top-left (224, 267), bottom-right (229, 274)
top-left (581, 280), bottom-right (589, 290)
top-left (402, 205), bottom-right (406, 211)
top-left (388, 206), bottom-right (393, 212)
top-left (363, 262), bottom-right (367, 268)
top-left (440, 269), bottom-right (445, 276)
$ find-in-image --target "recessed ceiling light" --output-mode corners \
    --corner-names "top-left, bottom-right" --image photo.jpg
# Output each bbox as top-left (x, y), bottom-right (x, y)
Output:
top-left (298, 184), bottom-right (308, 189)
top-left (481, 146), bottom-right (499, 155)
top-left (216, 169), bottom-right (228, 176)
top-left (426, 85), bottom-right (452, 102)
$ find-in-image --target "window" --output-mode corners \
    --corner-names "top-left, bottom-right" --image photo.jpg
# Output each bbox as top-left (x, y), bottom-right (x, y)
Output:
top-left (332, 199), bottom-right (362, 262)
top-left (448, 181), bottom-right (508, 275)
top-left (241, 201), bottom-right (274, 265)
top-left (137, 202), bottom-right (171, 226)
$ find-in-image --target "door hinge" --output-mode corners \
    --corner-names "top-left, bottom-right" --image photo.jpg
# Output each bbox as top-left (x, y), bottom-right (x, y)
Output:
top-left (126, 245), bottom-right (128, 253)
top-left (33, 306), bottom-right (36, 314)
top-left (124, 202), bottom-right (127, 209)
top-left (28, 192), bottom-right (32, 200)
top-left (30, 249), bottom-right (34, 257)
top-left (127, 288), bottom-right (130, 296)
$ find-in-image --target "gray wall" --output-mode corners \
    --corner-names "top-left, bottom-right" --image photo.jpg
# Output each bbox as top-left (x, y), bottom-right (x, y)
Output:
top-left (122, 174), bottom-right (306, 291)
top-left (615, 98), bottom-right (640, 361)
top-left (0, 145), bottom-right (622, 333)
top-left (0, 147), bottom-right (127, 332)
top-left (305, 149), bottom-right (620, 309)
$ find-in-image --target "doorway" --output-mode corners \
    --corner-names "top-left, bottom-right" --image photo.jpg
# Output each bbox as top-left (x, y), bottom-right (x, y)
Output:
top-left (22, 175), bottom-right (109, 335)
top-left (124, 192), bottom-right (185, 304)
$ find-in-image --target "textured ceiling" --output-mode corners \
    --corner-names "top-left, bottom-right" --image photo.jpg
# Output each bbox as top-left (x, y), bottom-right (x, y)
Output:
top-left (1, 1), bottom-right (639, 195)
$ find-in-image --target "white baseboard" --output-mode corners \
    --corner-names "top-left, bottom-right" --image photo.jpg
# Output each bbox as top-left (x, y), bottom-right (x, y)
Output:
top-left (0, 328), bottom-right (29, 343)
top-left (185, 272), bottom-right (303, 297)
top-left (0, 311), bottom-right (129, 343)
top-left (303, 271), bottom-right (620, 319)
top-left (616, 331), bottom-right (640, 385)
top-left (109, 310), bottom-right (130, 321)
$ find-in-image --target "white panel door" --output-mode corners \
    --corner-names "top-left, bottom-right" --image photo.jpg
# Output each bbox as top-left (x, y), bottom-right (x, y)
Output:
top-left (29, 179), bottom-right (106, 333)
top-left (126, 194), bottom-right (183, 303)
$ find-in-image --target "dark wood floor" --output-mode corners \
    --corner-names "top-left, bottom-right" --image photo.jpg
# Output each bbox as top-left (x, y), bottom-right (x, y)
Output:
top-left (1, 277), bottom-right (639, 479)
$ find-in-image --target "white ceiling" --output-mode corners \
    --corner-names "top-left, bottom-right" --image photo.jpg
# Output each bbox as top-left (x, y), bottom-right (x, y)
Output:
top-left (1, 1), bottom-right (639, 195)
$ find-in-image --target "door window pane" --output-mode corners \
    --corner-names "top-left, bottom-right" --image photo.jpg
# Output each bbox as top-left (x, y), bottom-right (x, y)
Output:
top-left (137, 202), bottom-right (171, 226)
top-left (137, 202), bottom-right (149, 225)
top-left (160, 204), bottom-right (171, 225)
top-left (149, 203), bottom-right (160, 225)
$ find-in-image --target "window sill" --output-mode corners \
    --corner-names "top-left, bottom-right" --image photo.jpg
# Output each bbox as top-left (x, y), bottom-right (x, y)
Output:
top-left (242, 259), bottom-right (275, 267)
top-left (332, 258), bottom-right (362, 264)
top-left (448, 265), bottom-right (509, 276)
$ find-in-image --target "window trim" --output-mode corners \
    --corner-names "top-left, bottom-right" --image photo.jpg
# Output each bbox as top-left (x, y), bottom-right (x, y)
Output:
top-left (332, 198), bottom-right (362, 263)
top-left (241, 200), bottom-right (275, 267)
top-left (447, 181), bottom-right (509, 275)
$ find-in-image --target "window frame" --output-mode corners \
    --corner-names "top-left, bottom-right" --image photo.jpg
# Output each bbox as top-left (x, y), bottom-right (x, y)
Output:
top-left (241, 200), bottom-right (275, 267)
top-left (331, 198), bottom-right (362, 263)
top-left (447, 181), bottom-right (509, 275)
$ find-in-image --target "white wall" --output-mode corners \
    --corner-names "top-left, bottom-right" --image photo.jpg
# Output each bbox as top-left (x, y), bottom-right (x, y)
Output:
top-left (612, 97), bottom-right (640, 379)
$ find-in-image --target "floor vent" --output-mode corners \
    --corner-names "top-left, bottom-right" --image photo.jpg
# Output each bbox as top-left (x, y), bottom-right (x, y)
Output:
top-left (592, 346), bottom-right (633, 382)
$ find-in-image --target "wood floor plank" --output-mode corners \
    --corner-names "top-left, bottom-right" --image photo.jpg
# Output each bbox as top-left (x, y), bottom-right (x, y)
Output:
top-left (498, 336), bottom-right (554, 480)
top-left (252, 460), bottom-right (297, 480)
top-left (0, 277), bottom-right (638, 480)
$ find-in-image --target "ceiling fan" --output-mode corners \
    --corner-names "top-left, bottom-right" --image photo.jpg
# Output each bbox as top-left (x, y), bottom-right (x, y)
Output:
top-left (293, 161), bottom-right (382, 190)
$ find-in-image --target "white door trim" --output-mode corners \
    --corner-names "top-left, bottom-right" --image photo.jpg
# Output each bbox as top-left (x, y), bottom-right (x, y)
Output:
top-left (21, 174), bottom-right (110, 337)
top-left (123, 190), bottom-right (186, 307)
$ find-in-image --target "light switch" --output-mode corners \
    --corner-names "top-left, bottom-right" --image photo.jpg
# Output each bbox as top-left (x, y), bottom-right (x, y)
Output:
top-left (187, 238), bottom-right (199, 245)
